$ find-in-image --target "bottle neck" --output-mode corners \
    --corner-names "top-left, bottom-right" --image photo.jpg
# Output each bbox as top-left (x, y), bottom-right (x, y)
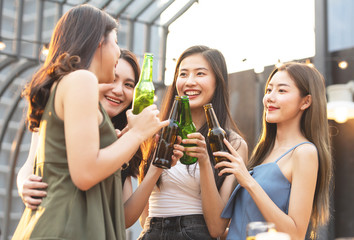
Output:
top-left (180, 98), bottom-right (193, 125)
top-left (169, 97), bottom-right (180, 121)
top-left (140, 55), bottom-right (153, 82)
top-left (205, 107), bottom-right (221, 129)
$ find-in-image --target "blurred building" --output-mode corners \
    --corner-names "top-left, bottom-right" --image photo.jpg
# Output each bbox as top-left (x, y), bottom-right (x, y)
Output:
top-left (1, 0), bottom-right (354, 240)
top-left (0, 0), bottom-right (197, 239)
top-left (326, 0), bottom-right (354, 238)
top-left (226, 1), bottom-right (354, 239)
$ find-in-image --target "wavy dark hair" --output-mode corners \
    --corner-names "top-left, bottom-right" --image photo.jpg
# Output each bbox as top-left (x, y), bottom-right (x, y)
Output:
top-left (23, 4), bottom-right (118, 131)
top-left (248, 62), bottom-right (332, 236)
top-left (139, 45), bottom-right (244, 189)
top-left (111, 49), bottom-right (142, 179)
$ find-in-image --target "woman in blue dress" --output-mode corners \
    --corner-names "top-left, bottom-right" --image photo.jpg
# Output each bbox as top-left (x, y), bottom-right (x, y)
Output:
top-left (211, 62), bottom-right (332, 240)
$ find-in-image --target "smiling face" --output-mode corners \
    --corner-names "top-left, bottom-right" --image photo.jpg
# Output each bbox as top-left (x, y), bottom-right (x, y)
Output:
top-left (176, 53), bottom-right (216, 110)
top-left (99, 58), bottom-right (135, 118)
top-left (263, 70), bottom-right (308, 125)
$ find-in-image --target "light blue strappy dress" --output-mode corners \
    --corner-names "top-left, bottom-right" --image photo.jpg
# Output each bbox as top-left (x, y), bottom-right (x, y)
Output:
top-left (221, 142), bottom-right (315, 240)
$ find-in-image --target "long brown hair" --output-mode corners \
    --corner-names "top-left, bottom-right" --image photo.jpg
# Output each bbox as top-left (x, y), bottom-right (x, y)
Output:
top-left (111, 49), bottom-right (141, 179)
top-left (23, 4), bottom-right (118, 131)
top-left (249, 62), bottom-right (332, 234)
top-left (139, 45), bottom-right (244, 189)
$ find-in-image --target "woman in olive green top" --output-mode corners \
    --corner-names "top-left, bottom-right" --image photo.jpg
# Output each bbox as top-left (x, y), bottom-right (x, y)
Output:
top-left (12, 5), bottom-right (168, 240)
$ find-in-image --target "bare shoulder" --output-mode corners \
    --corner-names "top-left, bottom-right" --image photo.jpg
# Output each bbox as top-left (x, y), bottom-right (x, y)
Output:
top-left (68, 69), bottom-right (97, 79)
top-left (228, 130), bottom-right (248, 162)
top-left (293, 143), bottom-right (318, 160)
top-left (292, 143), bottom-right (318, 171)
top-left (60, 70), bottom-right (98, 88)
top-left (228, 130), bottom-right (247, 149)
top-left (57, 70), bottom-right (99, 109)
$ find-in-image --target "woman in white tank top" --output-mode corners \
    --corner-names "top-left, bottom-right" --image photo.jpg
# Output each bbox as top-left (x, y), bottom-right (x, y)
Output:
top-left (138, 45), bottom-right (248, 240)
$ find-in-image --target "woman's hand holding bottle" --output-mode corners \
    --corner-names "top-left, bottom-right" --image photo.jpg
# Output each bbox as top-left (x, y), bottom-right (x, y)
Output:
top-left (174, 132), bottom-right (210, 166)
top-left (126, 104), bottom-right (169, 142)
top-left (171, 135), bottom-right (184, 167)
top-left (213, 138), bottom-right (253, 187)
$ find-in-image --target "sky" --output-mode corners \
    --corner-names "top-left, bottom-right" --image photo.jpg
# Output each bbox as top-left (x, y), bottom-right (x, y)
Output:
top-left (162, 0), bottom-right (315, 85)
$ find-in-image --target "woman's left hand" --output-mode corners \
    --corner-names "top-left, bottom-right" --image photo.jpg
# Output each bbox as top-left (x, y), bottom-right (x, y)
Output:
top-left (171, 136), bottom-right (183, 167)
top-left (175, 132), bottom-right (210, 166)
top-left (214, 138), bottom-right (252, 187)
top-left (149, 135), bottom-right (183, 170)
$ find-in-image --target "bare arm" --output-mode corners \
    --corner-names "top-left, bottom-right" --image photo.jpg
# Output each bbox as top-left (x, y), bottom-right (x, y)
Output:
top-left (17, 132), bottom-right (48, 209)
top-left (124, 165), bottom-right (162, 228)
top-left (124, 141), bottom-right (183, 228)
top-left (216, 142), bottom-right (318, 240)
top-left (139, 200), bottom-right (149, 228)
top-left (178, 132), bottom-right (248, 237)
top-left (219, 136), bottom-right (248, 201)
top-left (122, 176), bottom-right (133, 203)
top-left (56, 70), bottom-right (169, 190)
top-left (245, 145), bottom-right (317, 240)
top-left (201, 136), bottom-right (248, 237)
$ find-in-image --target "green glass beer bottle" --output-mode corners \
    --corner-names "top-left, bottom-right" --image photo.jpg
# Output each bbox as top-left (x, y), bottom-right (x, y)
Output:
top-left (179, 95), bottom-right (197, 165)
top-left (132, 53), bottom-right (155, 114)
top-left (152, 96), bottom-right (181, 169)
top-left (203, 103), bottom-right (231, 176)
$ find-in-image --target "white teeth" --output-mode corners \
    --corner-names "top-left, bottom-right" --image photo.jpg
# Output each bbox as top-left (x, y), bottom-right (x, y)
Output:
top-left (106, 96), bottom-right (121, 104)
top-left (185, 91), bottom-right (200, 96)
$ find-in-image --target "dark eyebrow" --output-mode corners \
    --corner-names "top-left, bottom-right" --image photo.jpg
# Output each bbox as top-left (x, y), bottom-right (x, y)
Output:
top-left (268, 83), bottom-right (291, 87)
top-left (180, 67), bottom-right (208, 72)
top-left (195, 67), bottom-right (208, 71)
top-left (278, 83), bottom-right (291, 87)
top-left (126, 78), bottom-right (135, 84)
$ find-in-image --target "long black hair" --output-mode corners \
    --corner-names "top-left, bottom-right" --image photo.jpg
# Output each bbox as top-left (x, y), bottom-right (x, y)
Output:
top-left (249, 62), bottom-right (332, 235)
top-left (140, 45), bottom-right (244, 189)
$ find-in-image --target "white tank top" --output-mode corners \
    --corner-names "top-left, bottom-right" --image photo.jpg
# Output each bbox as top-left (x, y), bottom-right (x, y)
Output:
top-left (148, 161), bottom-right (203, 217)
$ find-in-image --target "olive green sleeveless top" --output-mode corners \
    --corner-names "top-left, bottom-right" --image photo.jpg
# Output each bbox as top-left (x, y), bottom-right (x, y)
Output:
top-left (13, 83), bottom-right (126, 240)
